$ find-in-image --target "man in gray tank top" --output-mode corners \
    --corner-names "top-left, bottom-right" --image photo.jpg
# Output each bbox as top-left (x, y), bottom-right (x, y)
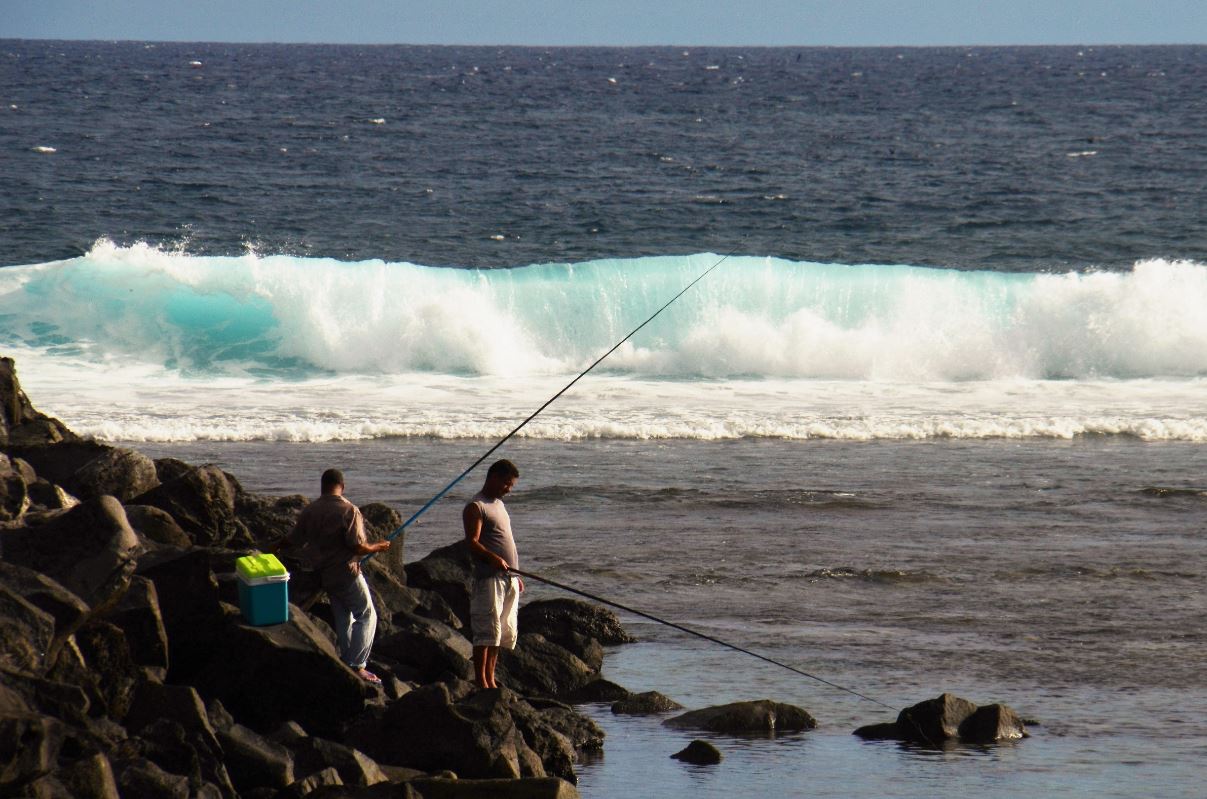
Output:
top-left (463, 458), bottom-right (523, 689)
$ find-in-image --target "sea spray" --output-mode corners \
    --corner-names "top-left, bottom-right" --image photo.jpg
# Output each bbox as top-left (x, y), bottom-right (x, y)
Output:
top-left (3, 241), bottom-right (1206, 381)
top-left (3, 243), bottom-right (1206, 443)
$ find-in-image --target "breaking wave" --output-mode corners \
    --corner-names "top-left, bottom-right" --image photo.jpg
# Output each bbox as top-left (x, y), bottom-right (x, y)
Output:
top-left (2, 240), bottom-right (1207, 381)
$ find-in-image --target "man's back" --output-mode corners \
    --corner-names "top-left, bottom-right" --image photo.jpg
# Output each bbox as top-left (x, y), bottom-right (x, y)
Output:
top-left (292, 494), bottom-right (365, 589)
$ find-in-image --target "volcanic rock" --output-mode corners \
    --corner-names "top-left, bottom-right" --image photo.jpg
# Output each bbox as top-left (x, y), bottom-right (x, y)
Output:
top-left (403, 777), bottom-right (582, 799)
top-left (27, 478), bottom-right (80, 511)
top-left (0, 581), bottom-right (57, 672)
top-left (55, 751), bottom-right (122, 799)
top-left (562, 679), bottom-right (632, 705)
top-left (0, 714), bottom-right (67, 792)
top-left (110, 575), bottom-right (171, 678)
top-left (72, 447), bottom-right (160, 502)
top-left (957, 703), bottom-right (1028, 743)
top-left (185, 603), bottom-right (371, 735)
top-left (0, 356), bottom-right (78, 446)
top-left (497, 634), bottom-right (598, 700)
top-left (216, 721), bottom-right (297, 792)
top-left (347, 682), bottom-right (547, 780)
top-left (68, 620), bottom-right (143, 720)
top-left (670, 739), bottom-right (723, 764)
top-left (853, 693), bottom-right (1028, 744)
top-left (133, 464), bottom-right (249, 547)
top-left (518, 598), bottom-right (636, 647)
top-left (291, 736), bottom-right (387, 788)
top-left (664, 700), bottom-right (818, 734)
top-left (0, 494), bottom-right (141, 608)
top-left (374, 614), bottom-right (473, 684)
top-left (124, 504), bottom-right (192, 548)
top-left (0, 560), bottom-right (90, 633)
top-left (0, 453), bottom-right (30, 521)
top-left (404, 542), bottom-right (474, 628)
top-left (113, 758), bottom-right (190, 799)
top-left (612, 691), bottom-right (683, 715)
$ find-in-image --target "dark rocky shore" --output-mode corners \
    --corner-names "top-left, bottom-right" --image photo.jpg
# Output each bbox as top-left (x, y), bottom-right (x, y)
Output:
top-left (1, 356), bottom-right (631, 798)
top-left (0, 356), bottom-right (1030, 798)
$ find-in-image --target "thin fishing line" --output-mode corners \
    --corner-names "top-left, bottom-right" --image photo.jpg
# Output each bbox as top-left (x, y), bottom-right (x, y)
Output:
top-left (512, 567), bottom-right (901, 713)
top-left (363, 247), bottom-right (743, 563)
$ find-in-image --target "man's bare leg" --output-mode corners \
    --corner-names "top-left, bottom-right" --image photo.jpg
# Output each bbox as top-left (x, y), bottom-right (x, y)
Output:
top-left (484, 646), bottom-right (500, 688)
top-left (473, 645), bottom-right (490, 688)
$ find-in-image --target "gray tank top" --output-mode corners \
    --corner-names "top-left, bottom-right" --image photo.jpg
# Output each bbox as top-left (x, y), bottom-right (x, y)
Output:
top-left (471, 491), bottom-right (519, 578)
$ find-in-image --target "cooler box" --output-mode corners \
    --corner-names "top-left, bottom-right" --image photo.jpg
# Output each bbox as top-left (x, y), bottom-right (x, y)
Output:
top-left (236, 553), bottom-right (290, 626)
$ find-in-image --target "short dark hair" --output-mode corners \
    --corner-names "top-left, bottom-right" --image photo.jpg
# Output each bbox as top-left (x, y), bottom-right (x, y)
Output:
top-left (486, 459), bottom-right (519, 480)
top-left (320, 469), bottom-right (345, 492)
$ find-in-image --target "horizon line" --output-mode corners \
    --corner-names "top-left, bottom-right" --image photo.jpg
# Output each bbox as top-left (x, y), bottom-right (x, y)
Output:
top-left (3, 36), bottom-right (1203, 49)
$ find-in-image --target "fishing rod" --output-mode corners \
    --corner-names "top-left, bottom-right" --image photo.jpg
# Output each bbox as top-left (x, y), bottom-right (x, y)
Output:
top-left (352, 247), bottom-right (923, 735)
top-left (363, 247), bottom-right (743, 564)
top-left (512, 567), bottom-right (901, 713)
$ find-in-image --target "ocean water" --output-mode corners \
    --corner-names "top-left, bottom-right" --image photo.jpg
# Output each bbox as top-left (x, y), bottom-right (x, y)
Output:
top-left (3, 41), bottom-right (1206, 798)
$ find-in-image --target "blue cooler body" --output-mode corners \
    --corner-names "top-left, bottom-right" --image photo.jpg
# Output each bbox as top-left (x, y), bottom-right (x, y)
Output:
top-left (235, 553), bottom-right (290, 625)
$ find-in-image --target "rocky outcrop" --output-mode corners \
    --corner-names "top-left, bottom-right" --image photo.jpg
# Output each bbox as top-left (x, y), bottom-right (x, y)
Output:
top-left (0, 357), bottom-right (78, 446)
top-left (498, 634), bottom-right (598, 700)
top-left (404, 542), bottom-right (475, 627)
top-left (853, 693), bottom-right (1028, 744)
top-left (665, 700), bottom-right (818, 734)
top-left (71, 447), bottom-right (160, 503)
top-left (519, 598), bottom-right (637, 649)
top-left (0, 453), bottom-right (30, 521)
top-left (133, 464), bottom-right (249, 548)
top-left (345, 682), bottom-right (592, 785)
top-left (0, 494), bottom-right (141, 608)
top-left (0, 356), bottom-right (621, 794)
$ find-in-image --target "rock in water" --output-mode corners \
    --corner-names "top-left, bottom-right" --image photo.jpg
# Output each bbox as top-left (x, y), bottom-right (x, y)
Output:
top-left (518, 598), bottom-right (636, 668)
top-left (958, 703), bottom-right (1028, 743)
top-left (612, 691), bottom-right (683, 715)
top-left (671, 739), bottom-right (723, 764)
top-left (853, 693), bottom-right (1029, 744)
top-left (664, 699), bottom-right (818, 733)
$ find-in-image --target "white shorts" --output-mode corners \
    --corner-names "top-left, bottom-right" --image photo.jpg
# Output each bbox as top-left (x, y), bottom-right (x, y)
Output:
top-left (470, 572), bottom-right (520, 649)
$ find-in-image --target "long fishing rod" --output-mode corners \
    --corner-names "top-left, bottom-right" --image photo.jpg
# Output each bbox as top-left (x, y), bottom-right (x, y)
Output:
top-left (363, 247), bottom-right (742, 564)
top-left (512, 567), bottom-right (900, 713)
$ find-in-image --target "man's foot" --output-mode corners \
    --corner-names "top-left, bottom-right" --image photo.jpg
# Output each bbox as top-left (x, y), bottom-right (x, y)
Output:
top-left (356, 668), bottom-right (382, 684)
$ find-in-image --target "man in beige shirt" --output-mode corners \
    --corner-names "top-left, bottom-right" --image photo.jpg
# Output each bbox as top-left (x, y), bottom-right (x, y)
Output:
top-left (285, 468), bottom-right (390, 683)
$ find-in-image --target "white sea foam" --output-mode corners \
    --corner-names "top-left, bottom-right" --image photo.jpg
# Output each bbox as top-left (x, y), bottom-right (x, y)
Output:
top-left (8, 350), bottom-right (1207, 443)
top-left (3, 243), bottom-right (1205, 442)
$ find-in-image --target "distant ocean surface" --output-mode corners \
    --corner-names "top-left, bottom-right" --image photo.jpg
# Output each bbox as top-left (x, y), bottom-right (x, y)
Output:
top-left (3, 41), bottom-right (1206, 798)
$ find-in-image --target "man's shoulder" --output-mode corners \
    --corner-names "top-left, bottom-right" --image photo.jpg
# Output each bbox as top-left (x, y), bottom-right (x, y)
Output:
top-left (305, 494), bottom-right (359, 515)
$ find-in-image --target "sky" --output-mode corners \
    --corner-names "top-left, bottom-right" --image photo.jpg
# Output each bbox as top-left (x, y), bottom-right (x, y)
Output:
top-left (2, 0), bottom-right (1205, 47)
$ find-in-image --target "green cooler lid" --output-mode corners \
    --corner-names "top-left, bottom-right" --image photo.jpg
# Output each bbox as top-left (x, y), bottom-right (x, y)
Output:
top-left (236, 553), bottom-right (288, 581)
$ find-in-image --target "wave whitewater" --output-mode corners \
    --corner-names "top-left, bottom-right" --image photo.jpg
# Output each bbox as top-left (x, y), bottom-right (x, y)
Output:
top-left (3, 240), bottom-right (1207, 381)
top-left (3, 242), bottom-right (1206, 443)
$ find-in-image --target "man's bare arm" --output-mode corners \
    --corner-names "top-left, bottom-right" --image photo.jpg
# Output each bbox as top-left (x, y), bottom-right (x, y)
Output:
top-left (463, 503), bottom-right (509, 571)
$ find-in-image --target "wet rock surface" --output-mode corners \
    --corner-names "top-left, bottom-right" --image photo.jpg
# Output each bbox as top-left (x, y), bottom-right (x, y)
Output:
top-left (670, 739), bottom-right (723, 764)
top-left (853, 692), bottom-right (1029, 744)
top-left (664, 699), bottom-right (819, 734)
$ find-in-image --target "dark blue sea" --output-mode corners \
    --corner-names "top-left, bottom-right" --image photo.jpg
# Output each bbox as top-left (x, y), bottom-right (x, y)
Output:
top-left (2, 41), bottom-right (1206, 798)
